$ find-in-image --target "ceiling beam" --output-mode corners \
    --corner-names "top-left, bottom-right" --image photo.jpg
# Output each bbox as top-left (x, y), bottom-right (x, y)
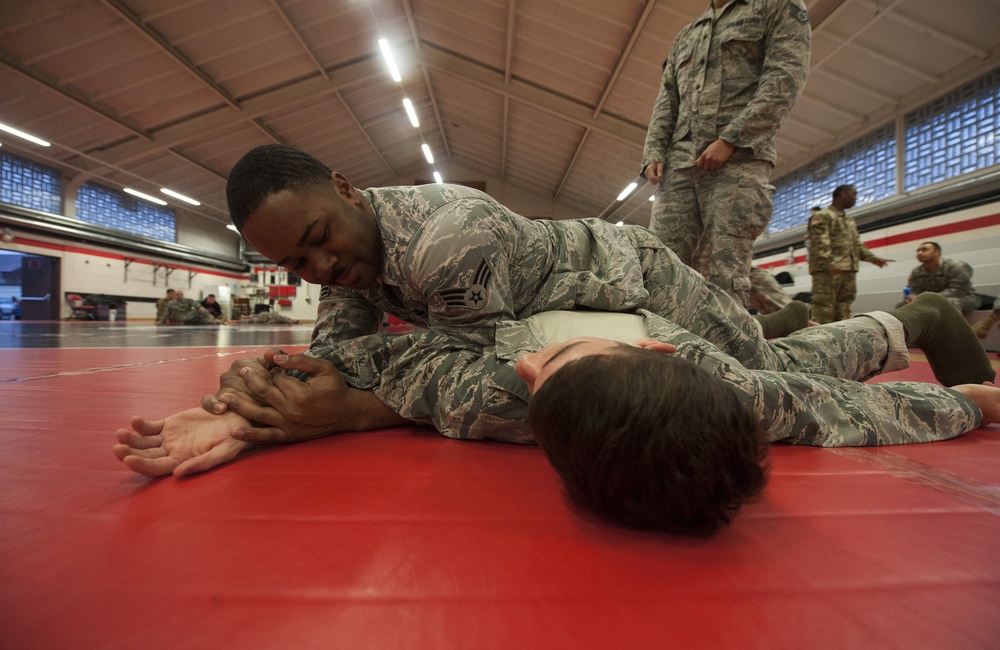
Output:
top-left (420, 44), bottom-right (647, 147)
top-left (401, 0), bottom-right (453, 162)
top-left (554, 0), bottom-right (656, 200)
top-left (74, 59), bottom-right (384, 168)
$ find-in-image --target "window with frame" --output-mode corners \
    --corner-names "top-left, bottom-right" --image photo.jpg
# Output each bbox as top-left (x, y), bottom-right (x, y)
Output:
top-left (0, 151), bottom-right (62, 214)
top-left (768, 123), bottom-right (896, 234)
top-left (904, 68), bottom-right (999, 192)
top-left (77, 181), bottom-right (176, 242)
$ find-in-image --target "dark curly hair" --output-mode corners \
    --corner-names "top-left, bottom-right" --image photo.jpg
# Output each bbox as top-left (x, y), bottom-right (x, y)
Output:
top-left (226, 144), bottom-right (334, 231)
top-left (527, 347), bottom-right (768, 536)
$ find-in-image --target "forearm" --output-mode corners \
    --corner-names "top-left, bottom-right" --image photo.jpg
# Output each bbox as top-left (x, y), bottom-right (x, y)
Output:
top-left (310, 286), bottom-right (382, 349)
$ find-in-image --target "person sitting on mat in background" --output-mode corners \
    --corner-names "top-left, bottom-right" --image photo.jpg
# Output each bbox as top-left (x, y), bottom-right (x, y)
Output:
top-left (114, 293), bottom-right (997, 537)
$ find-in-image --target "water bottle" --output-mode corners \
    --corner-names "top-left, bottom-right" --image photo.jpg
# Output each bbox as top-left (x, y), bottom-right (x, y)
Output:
top-left (903, 286), bottom-right (911, 302)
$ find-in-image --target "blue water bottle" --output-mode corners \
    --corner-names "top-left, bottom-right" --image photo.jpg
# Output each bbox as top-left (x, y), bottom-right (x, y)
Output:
top-left (903, 286), bottom-right (911, 301)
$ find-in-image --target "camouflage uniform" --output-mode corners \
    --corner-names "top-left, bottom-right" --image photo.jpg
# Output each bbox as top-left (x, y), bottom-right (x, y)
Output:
top-left (159, 298), bottom-right (216, 325)
top-left (748, 266), bottom-right (792, 314)
top-left (308, 310), bottom-right (981, 446)
top-left (155, 297), bottom-right (171, 322)
top-left (311, 183), bottom-right (793, 376)
top-left (641, 0), bottom-right (811, 305)
top-left (241, 311), bottom-right (298, 324)
top-left (902, 259), bottom-right (979, 313)
top-left (807, 206), bottom-right (879, 323)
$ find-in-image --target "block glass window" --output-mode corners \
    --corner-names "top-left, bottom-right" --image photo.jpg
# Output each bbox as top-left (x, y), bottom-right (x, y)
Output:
top-left (768, 123), bottom-right (896, 234)
top-left (904, 68), bottom-right (999, 191)
top-left (77, 181), bottom-right (176, 242)
top-left (0, 151), bottom-right (62, 214)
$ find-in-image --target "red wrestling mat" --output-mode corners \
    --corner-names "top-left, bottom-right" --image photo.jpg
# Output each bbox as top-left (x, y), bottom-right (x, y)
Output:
top-left (2, 348), bottom-right (999, 648)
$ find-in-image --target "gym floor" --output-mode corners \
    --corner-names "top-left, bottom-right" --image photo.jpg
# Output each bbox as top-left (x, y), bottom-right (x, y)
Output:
top-left (2, 321), bottom-right (999, 648)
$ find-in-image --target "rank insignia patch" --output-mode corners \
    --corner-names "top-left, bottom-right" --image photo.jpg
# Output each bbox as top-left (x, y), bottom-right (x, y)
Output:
top-left (437, 258), bottom-right (494, 310)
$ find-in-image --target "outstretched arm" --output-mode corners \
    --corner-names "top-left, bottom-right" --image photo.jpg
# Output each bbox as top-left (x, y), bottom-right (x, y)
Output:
top-left (112, 408), bottom-right (251, 478)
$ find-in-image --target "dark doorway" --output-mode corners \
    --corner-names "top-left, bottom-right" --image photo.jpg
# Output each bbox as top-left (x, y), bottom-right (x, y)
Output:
top-left (20, 255), bottom-right (60, 320)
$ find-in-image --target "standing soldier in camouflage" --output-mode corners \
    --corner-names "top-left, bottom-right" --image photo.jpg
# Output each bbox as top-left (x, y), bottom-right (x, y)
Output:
top-left (807, 185), bottom-right (892, 323)
top-left (898, 242), bottom-right (980, 313)
top-left (641, 0), bottom-right (811, 306)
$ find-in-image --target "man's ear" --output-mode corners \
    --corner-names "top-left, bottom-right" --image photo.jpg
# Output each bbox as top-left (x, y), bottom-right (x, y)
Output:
top-left (633, 338), bottom-right (677, 354)
top-left (332, 172), bottom-right (358, 201)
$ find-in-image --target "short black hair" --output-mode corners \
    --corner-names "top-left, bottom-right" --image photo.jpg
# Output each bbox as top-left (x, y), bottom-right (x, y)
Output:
top-left (832, 184), bottom-right (855, 200)
top-left (921, 241), bottom-right (942, 253)
top-left (527, 348), bottom-right (768, 536)
top-left (226, 144), bottom-right (334, 231)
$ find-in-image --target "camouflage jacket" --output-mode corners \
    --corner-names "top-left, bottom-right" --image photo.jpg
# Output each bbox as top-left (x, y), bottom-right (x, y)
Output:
top-left (311, 183), bottom-right (661, 349)
top-left (907, 259), bottom-right (979, 310)
top-left (308, 310), bottom-right (980, 447)
top-left (160, 298), bottom-right (206, 324)
top-left (807, 206), bottom-right (877, 273)
top-left (641, 0), bottom-right (811, 172)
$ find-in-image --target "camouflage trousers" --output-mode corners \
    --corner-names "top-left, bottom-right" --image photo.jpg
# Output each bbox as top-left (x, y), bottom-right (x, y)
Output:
top-left (649, 159), bottom-right (774, 307)
top-left (810, 270), bottom-right (857, 324)
top-left (748, 266), bottom-right (792, 314)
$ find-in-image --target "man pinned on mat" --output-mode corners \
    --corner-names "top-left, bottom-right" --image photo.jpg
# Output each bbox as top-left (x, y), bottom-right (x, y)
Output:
top-left (115, 293), bottom-right (997, 536)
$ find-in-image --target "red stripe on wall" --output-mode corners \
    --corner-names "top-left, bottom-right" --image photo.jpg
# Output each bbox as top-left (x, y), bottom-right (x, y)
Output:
top-left (8, 235), bottom-right (247, 281)
top-left (759, 212), bottom-right (1000, 270)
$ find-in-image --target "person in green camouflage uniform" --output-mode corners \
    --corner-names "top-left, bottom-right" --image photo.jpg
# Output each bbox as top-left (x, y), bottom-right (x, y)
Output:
top-left (748, 266), bottom-right (792, 314)
top-left (641, 0), bottom-right (811, 306)
top-left (115, 300), bottom-right (995, 476)
top-left (898, 242), bottom-right (979, 313)
top-left (158, 290), bottom-right (218, 325)
top-left (808, 185), bottom-right (892, 323)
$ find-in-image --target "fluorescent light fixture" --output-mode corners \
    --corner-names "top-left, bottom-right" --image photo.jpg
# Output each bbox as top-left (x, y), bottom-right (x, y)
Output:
top-left (433, 171), bottom-right (443, 184)
top-left (616, 221), bottom-right (624, 227)
top-left (0, 122), bottom-right (51, 147)
top-left (616, 182), bottom-right (638, 201)
top-left (378, 38), bottom-right (402, 82)
top-left (421, 143), bottom-right (434, 164)
top-left (402, 98), bottom-right (420, 128)
top-left (124, 188), bottom-right (168, 205)
top-left (160, 188), bottom-right (201, 206)
top-left (226, 224), bottom-right (239, 232)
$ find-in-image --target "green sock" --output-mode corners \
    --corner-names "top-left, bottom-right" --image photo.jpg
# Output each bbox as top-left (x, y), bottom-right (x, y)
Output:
top-left (890, 293), bottom-right (995, 387)
top-left (754, 300), bottom-right (811, 339)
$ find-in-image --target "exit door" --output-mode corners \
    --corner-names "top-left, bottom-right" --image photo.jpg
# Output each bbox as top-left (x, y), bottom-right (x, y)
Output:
top-left (20, 255), bottom-right (60, 320)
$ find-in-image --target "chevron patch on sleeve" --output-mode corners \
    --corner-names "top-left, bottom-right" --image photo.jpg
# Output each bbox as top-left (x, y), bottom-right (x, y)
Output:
top-left (436, 258), bottom-right (494, 310)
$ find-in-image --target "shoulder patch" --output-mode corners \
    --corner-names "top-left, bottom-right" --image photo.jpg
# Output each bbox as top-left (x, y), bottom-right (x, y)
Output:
top-left (808, 214), bottom-right (824, 228)
top-left (436, 257), bottom-right (494, 310)
top-left (789, 4), bottom-right (810, 24)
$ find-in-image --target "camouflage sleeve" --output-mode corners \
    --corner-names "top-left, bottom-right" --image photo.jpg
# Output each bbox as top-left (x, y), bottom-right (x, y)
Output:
top-left (940, 262), bottom-right (975, 300)
top-left (718, 0), bottom-right (811, 154)
top-left (640, 32), bottom-right (685, 173)
top-left (678, 340), bottom-right (981, 446)
top-left (856, 231), bottom-right (879, 263)
top-left (308, 329), bottom-right (532, 443)
top-left (807, 212), bottom-right (833, 271)
top-left (310, 284), bottom-right (382, 348)
top-left (404, 199), bottom-right (518, 348)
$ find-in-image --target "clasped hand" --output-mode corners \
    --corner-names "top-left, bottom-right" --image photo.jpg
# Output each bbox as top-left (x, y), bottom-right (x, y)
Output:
top-left (204, 350), bottom-right (359, 443)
